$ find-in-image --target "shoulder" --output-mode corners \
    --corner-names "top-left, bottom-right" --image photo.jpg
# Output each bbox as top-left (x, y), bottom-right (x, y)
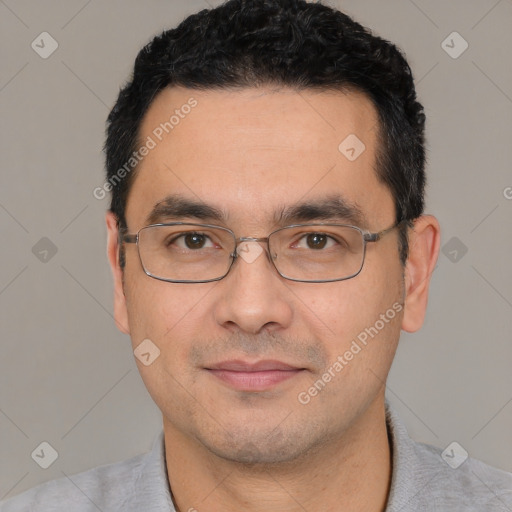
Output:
top-left (0, 432), bottom-right (173, 512)
top-left (385, 402), bottom-right (512, 512)
top-left (0, 452), bottom-right (147, 512)
top-left (412, 440), bottom-right (512, 510)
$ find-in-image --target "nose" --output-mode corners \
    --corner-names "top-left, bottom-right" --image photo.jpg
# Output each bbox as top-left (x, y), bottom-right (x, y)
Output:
top-left (213, 241), bottom-right (294, 335)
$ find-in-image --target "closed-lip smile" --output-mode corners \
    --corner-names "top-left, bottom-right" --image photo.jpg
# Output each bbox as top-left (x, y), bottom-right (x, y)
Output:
top-left (205, 359), bottom-right (305, 391)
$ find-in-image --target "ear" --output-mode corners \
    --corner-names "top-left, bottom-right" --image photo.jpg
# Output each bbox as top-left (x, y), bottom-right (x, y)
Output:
top-left (401, 215), bottom-right (440, 333)
top-left (106, 211), bottom-right (130, 335)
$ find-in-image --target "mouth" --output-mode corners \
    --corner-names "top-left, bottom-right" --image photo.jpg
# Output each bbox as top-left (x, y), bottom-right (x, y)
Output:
top-left (204, 360), bottom-right (306, 392)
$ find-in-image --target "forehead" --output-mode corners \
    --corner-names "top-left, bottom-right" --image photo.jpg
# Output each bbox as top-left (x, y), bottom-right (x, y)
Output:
top-left (125, 86), bottom-right (394, 231)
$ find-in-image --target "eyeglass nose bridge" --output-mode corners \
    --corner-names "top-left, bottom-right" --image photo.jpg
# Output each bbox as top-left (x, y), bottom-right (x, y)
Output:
top-left (237, 236), bottom-right (269, 243)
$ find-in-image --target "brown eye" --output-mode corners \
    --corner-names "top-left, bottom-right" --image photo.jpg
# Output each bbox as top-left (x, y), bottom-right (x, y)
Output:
top-left (168, 232), bottom-right (215, 250)
top-left (306, 233), bottom-right (328, 249)
top-left (184, 233), bottom-right (207, 249)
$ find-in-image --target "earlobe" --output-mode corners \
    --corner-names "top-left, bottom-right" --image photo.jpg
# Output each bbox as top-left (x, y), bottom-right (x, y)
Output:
top-left (401, 215), bottom-right (441, 333)
top-left (106, 211), bottom-right (130, 335)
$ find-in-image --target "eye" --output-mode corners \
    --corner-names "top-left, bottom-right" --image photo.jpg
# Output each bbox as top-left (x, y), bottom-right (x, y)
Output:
top-left (170, 232), bottom-right (215, 250)
top-left (295, 233), bottom-right (337, 250)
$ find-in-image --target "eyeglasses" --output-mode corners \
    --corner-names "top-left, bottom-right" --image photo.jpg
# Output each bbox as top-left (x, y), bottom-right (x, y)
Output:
top-left (120, 221), bottom-right (405, 284)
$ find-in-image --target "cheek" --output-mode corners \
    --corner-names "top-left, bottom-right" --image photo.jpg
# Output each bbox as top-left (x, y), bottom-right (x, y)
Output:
top-left (124, 273), bottom-right (219, 368)
top-left (296, 281), bottom-right (370, 335)
top-left (297, 269), bottom-right (403, 355)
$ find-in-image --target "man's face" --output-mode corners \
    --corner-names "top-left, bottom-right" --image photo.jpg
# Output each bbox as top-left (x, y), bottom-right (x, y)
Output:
top-left (113, 86), bottom-right (406, 463)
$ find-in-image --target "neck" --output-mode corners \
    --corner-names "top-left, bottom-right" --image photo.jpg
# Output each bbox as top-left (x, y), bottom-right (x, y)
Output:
top-left (164, 397), bottom-right (392, 512)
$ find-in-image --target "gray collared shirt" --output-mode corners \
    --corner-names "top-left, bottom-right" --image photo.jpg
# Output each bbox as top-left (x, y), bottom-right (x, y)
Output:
top-left (1, 401), bottom-right (511, 511)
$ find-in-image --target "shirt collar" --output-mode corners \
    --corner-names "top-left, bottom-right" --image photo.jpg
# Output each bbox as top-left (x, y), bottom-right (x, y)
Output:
top-left (384, 398), bottom-right (433, 512)
top-left (130, 430), bottom-right (175, 511)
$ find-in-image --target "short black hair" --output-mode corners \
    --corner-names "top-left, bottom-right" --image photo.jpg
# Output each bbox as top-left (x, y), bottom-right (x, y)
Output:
top-left (105, 0), bottom-right (426, 265)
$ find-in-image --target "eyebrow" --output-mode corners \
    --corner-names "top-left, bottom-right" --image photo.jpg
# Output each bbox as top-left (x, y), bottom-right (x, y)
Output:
top-left (146, 194), bottom-right (225, 225)
top-left (275, 195), bottom-right (367, 228)
top-left (145, 193), bottom-right (367, 228)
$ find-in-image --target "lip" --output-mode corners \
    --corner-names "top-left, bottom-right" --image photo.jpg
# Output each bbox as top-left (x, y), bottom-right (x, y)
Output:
top-left (205, 359), bottom-right (305, 391)
top-left (206, 359), bottom-right (302, 372)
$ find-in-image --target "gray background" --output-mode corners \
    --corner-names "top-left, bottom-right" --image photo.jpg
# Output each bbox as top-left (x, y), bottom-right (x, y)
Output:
top-left (1, 0), bottom-right (511, 499)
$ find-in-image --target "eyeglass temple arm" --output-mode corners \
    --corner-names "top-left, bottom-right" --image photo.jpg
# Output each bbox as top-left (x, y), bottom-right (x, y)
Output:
top-left (120, 233), bottom-right (137, 244)
top-left (364, 219), bottom-right (407, 243)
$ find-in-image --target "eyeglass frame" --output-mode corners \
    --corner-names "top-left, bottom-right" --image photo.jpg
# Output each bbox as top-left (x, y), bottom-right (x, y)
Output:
top-left (120, 219), bottom-right (407, 284)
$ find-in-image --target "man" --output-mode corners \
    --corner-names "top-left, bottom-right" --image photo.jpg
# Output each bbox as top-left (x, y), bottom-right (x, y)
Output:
top-left (2, 0), bottom-right (511, 511)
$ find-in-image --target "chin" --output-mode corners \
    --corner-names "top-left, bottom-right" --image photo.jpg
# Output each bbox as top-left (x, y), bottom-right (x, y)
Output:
top-left (197, 423), bottom-right (325, 466)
